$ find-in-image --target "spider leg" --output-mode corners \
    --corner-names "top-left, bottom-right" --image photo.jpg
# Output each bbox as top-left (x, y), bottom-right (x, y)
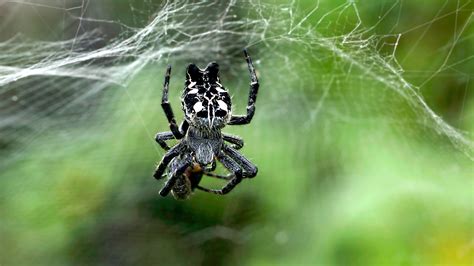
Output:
top-left (153, 143), bottom-right (184, 180)
top-left (203, 171), bottom-right (234, 180)
top-left (162, 66), bottom-right (187, 138)
top-left (222, 133), bottom-right (244, 150)
top-left (159, 158), bottom-right (191, 197)
top-left (205, 159), bottom-right (217, 172)
top-left (155, 132), bottom-right (174, 150)
top-left (197, 153), bottom-right (243, 195)
top-left (228, 49), bottom-right (259, 125)
top-left (155, 122), bottom-right (189, 150)
top-left (223, 144), bottom-right (258, 178)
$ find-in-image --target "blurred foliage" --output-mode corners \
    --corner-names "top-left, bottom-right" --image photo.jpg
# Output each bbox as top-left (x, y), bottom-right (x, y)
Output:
top-left (0, 0), bottom-right (473, 265)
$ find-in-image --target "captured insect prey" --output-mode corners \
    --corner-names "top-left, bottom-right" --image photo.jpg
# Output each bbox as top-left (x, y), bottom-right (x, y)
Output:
top-left (153, 49), bottom-right (259, 199)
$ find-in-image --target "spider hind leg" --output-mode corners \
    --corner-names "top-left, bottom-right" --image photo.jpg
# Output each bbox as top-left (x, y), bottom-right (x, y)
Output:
top-left (228, 49), bottom-right (260, 125)
top-left (161, 66), bottom-right (189, 138)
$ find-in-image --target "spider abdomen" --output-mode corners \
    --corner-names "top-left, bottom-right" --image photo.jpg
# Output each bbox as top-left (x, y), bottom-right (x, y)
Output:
top-left (181, 64), bottom-right (232, 130)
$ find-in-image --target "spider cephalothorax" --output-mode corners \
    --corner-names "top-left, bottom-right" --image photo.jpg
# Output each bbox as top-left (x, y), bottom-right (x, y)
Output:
top-left (153, 49), bottom-right (259, 199)
top-left (181, 62), bottom-right (232, 130)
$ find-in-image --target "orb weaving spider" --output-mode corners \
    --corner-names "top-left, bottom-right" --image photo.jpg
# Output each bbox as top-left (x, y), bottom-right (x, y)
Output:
top-left (153, 49), bottom-right (259, 199)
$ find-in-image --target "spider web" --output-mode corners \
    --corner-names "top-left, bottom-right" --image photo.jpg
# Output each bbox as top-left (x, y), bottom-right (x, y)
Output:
top-left (0, 0), bottom-right (473, 264)
top-left (0, 0), bottom-right (472, 165)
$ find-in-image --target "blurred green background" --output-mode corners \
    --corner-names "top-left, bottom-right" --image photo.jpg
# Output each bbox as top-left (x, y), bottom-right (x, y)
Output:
top-left (0, 0), bottom-right (473, 265)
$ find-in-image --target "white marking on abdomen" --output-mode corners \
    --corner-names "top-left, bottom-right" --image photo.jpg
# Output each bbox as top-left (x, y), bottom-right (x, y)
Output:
top-left (217, 100), bottom-right (228, 110)
top-left (188, 82), bottom-right (197, 89)
top-left (193, 101), bottom-right (203, 112)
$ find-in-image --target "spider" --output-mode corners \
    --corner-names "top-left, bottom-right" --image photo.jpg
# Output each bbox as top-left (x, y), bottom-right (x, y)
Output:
top-left (153, 49), bottom-right (259, 199)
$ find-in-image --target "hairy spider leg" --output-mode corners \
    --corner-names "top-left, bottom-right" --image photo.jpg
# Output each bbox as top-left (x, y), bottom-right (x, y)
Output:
top-left (223, 145), bottom-right (258, 178)
top-left (229, 49), bottom-right (260, 125)
top-left (201, 143), bottom-right (256, 182)
top-left (162, 66), bottom-right (188, 138)
top-left (153, 143), bottom-right (185, 180)
top-left (223, 134), bottom-right (244, 150)
top-left (155, 122), bottom-right (189, 150)
top-left (159, 157), bottom-right (192, 197)
top-left (155, 132), bottom-right (174, 150)
top-left (197, 153), bottom-right (243, 195)
top-left (203, 171), bottom-right (234, 180)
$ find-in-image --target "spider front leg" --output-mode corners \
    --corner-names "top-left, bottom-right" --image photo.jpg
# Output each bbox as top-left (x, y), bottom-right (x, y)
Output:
top-left (197, 153), bottom-right (243, 195)
top-left (159, 157), bottom-right (191, 197)
top-left (155, 121), bottom-right (189, 150)
top-left (153, 143), bottom-right (184, 180)
top-left (162, 66), bottom-right (186, 138)
top-left (229, 49), bottom-right (259, 125)
top-left (155, 132), bottom-right (174, 150)
top-left (223, 133), bottom-right (244, 150)
top-left (223, 144), bottom-right (258, 178)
